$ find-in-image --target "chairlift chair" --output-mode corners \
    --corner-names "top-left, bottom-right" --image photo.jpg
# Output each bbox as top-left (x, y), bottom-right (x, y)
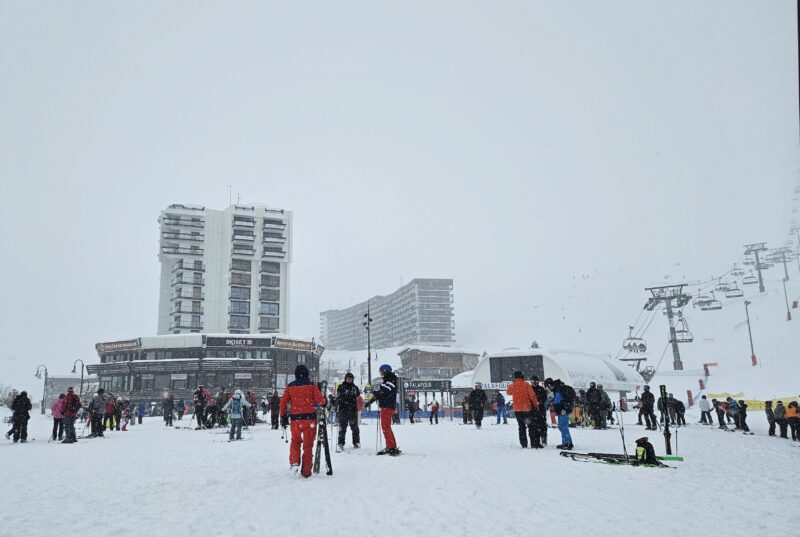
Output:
top-left (671, 317), bottom-right (694, 343)
top-left (742, 275), bottom-right (759, 285)
top-left (715, 281), bottom-right (732, 292)
top-left (622, 326), bottom-right (647, 354)
top-left (725, 284), bottom-right (744, 299)
top-left (700, 298), bottom-right (722, 311)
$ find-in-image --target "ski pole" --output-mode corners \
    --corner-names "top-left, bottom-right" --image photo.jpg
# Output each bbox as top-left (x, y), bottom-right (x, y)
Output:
top-left (616, 408), bottom-right (628, 461)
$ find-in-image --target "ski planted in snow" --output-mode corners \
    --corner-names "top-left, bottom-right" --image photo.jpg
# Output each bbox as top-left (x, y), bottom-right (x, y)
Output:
top-left (313, 381), bottom-right (333, 476)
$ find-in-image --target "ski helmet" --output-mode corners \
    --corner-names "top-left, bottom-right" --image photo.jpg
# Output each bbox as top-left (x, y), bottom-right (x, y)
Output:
top-left (379, 364), bottom-right (392, 373)
top-left (294, 364), bottom-right (309, 380)
top-left (643, 385), bottom-right (650, 391)
top-left (590, 381), bottom-right (596, 388)
top-left (234, 389), bottom-right (243, 398)
top-left (345, 372), bottom-right (355, 380)
top-left (597, 384), bottom-right (603, 390)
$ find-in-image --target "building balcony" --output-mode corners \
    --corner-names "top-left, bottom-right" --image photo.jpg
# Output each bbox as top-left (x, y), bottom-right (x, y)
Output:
top-left (262, 236), bottom-right (286, 245)
top-left (172, 261), bottom-right (205, 273)
top-left (228, 307), bottom-right (251, 315)
top-left (228, 323), bottom-right (251, 330)
top-left (171, 277), bottom-right (205, 286)
top-left (162, 218), bottom-right (204, 228)
top-left (172, 291), bottom-right (205, 301)
top-left (232, 247), bottom-right (256, 257)
top-left (162, 246), bottom-right (204, 256)
top-left (228, 292), bottom-right (251, 301)
top-left (232, 219), bottom-right (256, 228)
top-left (169, 322), bottom-right (203, 331)
top-left (262, 250), bottom-right (286, 259)
top-left (229, 262), bottom-right (252, 273)
top-left (260, 277), bottom-right (280, 288)
top-left (170, 307), bottom-right (204, 315)
top-left (232, 233), bottom-right (255, 242)
top-left (162, 232), bottom-right (204, 242)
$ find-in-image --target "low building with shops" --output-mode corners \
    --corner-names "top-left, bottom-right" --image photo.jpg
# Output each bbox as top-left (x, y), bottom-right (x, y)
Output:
top-left (86, 333), bottom-right (323, 403)
top-left (397, 346), bottom-right (480, 380)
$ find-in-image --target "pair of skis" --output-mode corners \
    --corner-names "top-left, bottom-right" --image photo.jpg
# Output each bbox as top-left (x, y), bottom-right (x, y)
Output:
top-left (313, 381), bottom-right (333, 476)
top-left (560, 451), bottom-right (679, 467)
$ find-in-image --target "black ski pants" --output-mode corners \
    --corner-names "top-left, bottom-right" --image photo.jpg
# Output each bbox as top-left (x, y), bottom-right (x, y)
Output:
top-left (12, 416), bottom-right (29, 442)
top-left (676, 413), bottom-right (686, 427)
top-left (739, 415), bottom-right (749, 432)
top-left (52, 418), bottom-right (64, 440)
top-left (473, 408), bottom-right (484, 427)
top-left (91, 414), bottom-right (104, 436)
top-left (408, 410), bottom-right (416, 424)
top-left (643, 411), bottom-right (657, 429)
top-left (462, 409), bottom-right (470, 424)
top-left (337, 409), bottom-right (360, 446)
top-left (271, 412), bottom-right (279, 430)
top-left (789, 418), bottom-right (800, 440)
top-left (701, 411), bottom-right (713, 425)
top-left (163, 411), bottom-right (173, 426)
top-left (515, 411), bottom-right (536, 448)
top-left (531, 410), bottom-right (547, 446)
top-left (716, 410), bottom-right (728, 429)
top-left (776, 418), bottom-right (788, 438)
top-left (114, 411), bottom-right (122, 430)
top-left (63, 416), bottom-right (77, 441)
top-left (430, 410), bottom-right (438, 424)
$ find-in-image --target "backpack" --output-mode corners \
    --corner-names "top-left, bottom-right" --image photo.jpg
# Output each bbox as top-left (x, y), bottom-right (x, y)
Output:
top-left (231, 398), bottom-right (242, 414)
top-left (68, 395), bottom-right (81, 413)
top-left (561, 385), bottom-right (576, 412)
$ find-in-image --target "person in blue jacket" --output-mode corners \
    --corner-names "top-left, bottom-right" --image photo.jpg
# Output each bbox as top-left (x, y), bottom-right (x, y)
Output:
top-left (136, 401), bottom-right (146, 424)
top-left (545, 378), bottom-right (575, 450)
top-left (494, 391), bottom-right (508, 424)
top-left (222, 389), bottom-right (251, 441)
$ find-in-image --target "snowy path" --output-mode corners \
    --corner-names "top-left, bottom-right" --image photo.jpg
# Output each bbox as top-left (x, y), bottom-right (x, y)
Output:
top-left (1, 409), bottom-right (798, 537)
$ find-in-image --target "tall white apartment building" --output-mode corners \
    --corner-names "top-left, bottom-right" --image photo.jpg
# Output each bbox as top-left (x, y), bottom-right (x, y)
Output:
top-left (157, 204), bottom-right (292, 335)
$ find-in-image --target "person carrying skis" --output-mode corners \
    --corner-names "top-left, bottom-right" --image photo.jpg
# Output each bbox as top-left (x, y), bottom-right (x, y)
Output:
top-left (640, 385), bottom-right (657, 430)
top-left (11, 391), bottom-right (32, 443)
top-left (162, 391), bottom-right (175, 427)
top-left (280, 365), bottom-right (327, 476)
top-left (269, 391), bottom-right (281, 430)
top-left (545, 378), bottom-right (575, 450)
top-left (428, 398), bottom-right (440, 424)
top-left (336, 372), bottom-right (361, 452)
top-left (51, 393), bottom-right (66, 441)
top-left (506, 371), bottom-right (540, 448)
top-left (364, 363), bottom-right (400, 456)
top-left (531, 375), bottom-right (549, 446)
top-left (222, 389), bottom-right (251, 441)
top-left (62, 386), bottom-right (81, 443)
top-left (494, 391), bottom-right (508, 425)
top-left (468, 383), bottom-right (487, 429)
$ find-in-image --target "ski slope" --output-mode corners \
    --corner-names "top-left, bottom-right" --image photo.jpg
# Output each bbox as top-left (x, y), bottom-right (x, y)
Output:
top-left (1, 407), bottom-right (797, 537)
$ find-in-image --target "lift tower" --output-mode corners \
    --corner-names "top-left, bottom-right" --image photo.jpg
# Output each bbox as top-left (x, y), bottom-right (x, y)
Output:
top-left (743, 243), bottom-right (768, 293)
top-left (644, 284), bottom-right (692, 371)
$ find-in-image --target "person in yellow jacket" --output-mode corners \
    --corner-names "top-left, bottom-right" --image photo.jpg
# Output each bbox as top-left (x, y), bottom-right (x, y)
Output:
top-left (507, 371), bottom-right (541, 448)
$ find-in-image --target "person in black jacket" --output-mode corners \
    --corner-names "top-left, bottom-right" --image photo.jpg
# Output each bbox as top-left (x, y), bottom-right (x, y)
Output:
top-left (269, 392), bottom-right (281, 430)
top-left (585, 382), bottom-right (601, 429)
top-left (468, 383), bottom-right (488, 429)
top-left (11, 391), bottom-right (33, 443)
top-left (365, 364), bottom-right (400, 455)
top-left (531, 376), bottom-right (549, 446)
top-left (737, 400), bottom-right (750, 432)
top-left (162, 392), bottom-right (175, 427)
top-left (336, 373), bottom-right (361, 451)
top-left (674, 398), bottom-right (686, 427)
top-left (640, 386), bottom-right (657, 430)
top-left (405, 395), bottom-right (419, 424)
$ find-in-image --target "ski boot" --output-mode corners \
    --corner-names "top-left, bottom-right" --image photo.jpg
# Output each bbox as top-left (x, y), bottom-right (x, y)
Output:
top-left (336, 445), bottom-right (344, 453)
top-left (290, 464), bottom-right (300, 477)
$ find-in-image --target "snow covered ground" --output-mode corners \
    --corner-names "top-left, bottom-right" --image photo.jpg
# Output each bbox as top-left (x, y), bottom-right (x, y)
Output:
top-left (1, 407), bottom-right (798, 537)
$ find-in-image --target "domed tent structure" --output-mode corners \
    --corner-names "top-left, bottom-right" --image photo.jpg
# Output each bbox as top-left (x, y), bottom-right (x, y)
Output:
top-left (469, 348), bottom-right (644, 395)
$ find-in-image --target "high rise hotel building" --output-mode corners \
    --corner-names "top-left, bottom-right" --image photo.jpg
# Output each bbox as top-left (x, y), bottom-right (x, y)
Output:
top-left (157, 204), bottom-right (292, 335)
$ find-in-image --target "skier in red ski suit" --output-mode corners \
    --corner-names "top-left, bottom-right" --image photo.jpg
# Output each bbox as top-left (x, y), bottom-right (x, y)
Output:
top-left (280, 365), bottom-right (326, 477)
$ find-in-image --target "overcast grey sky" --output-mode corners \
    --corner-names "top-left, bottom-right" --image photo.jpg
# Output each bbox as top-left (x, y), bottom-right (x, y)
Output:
top-left (0, 1), bottom-right (797, 388)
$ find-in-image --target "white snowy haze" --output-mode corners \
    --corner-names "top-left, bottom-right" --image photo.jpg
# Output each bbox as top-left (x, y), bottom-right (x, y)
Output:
top-left (0, 1), bottom-right (797, 388)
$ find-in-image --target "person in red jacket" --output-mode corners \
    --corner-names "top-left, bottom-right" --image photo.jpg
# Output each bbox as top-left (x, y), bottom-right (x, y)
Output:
top-left (280, 365), bottom-right (326, 478)
top-left (61, 386), bottom-right (81, 443)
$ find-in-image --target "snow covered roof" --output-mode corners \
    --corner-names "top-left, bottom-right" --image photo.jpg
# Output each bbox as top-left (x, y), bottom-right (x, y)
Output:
top-left (451, 370), bottom-right (475, 389)
top-left (398, 346), bottom-right (480, 356)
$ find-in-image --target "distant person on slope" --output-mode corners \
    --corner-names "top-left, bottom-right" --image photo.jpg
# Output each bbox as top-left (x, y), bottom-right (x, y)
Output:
top-left (494, 391), bottom-right (508, 425)
top-left (90, 389), bottom-right (107, 438)
top-left (461, 396), bottom-right (471, 425)
top-left (11, 391), bottom-right (33, 443)
top-left (786, 401), bottom-right (799, 441)
top-left (269, 391), bottom-right (281, 430)
top-left (162, 391), bottom-right (175, 427)
top-left (51, 393), bottom-right (65, 442)
top-left (428, 398), bottom-right (440, 425)
top-left (674, 397), bottom-right (686, 427)
top-left (585, 382), bottom-right (601, 429)
top-left (280, 365), bottom-right (327, 476)
top-left (506, 371), bottom-right (539, 448)
top-left (737, 400), bottom-right (749, 432)
top-left (712, 399), bottom-right (727, 430)
top-left (222, 389), bottom-right (250, 442)
top-left (699, 395), bottom-right (713, 426)
top-left (61, 386), bottom-right (81, 443)
top-left (364, 364), bottom-right (401, 456)
top-left (640, 386), bottom-right (657, 431)
top-left (765, 401), bottom-right (776, 436)
top-left (468, 383), bottom-right (488, 429)
top-left (773, 401), bottom-right (788, 438)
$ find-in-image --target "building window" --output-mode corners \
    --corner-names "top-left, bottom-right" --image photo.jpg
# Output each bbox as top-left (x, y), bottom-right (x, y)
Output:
top-left (231, 272), bottom-right (251, 286)
top-left (231, 259), bottom-right (251, 271)
top-left (259, 316), bottom-right (279, 330)
top-left (260, 261), bottom-right (280, 274)
top-left (261, 275), bottom-right (280, 287)
top-left (230, 286), bottom-right (250, 300)
top-left (259, 302), bottom-right (279, 316)
top-left (229, 315), bottom-right (250, 329)
top-left (230, 301), bottom-right (250, 314)
top-left (260, 288), bottom-right (279, 301)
